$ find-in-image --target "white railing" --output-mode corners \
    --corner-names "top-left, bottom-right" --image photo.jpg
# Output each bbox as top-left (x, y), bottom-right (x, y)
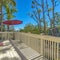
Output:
top-left (0, 32), bottom-right (14, 40)
top-left (15, 32), bottom-right (60, 60)
top-left (0, 32), bottom-right (60, 60)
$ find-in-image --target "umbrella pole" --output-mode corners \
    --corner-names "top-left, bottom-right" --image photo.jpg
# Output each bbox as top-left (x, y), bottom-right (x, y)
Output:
top-left (7, 25), bottom-right (9, 32)
top-left (13, 27), bottom-right (15, 40)
top-left (7, 25), bottom-right (9, 40)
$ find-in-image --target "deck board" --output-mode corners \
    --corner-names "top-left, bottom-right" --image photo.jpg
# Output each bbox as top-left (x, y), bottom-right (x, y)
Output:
top-left (0, 40), bottom-right (21, 60)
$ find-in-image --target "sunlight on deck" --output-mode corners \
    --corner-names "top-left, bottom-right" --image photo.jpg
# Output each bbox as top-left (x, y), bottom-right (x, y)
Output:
top-left (0, 40), bottom-right (21, 60)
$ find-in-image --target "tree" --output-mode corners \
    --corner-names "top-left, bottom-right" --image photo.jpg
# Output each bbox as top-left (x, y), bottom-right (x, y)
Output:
top-left (0, 0), bottom-right (17, 31)
top-left (46, 0), bottom-right (60, 28)
top-left (54, 12), bottom-right (60, 26)
top-left (28, 0), bottom-right (47, 34)
top-left (41, 0), bottom-right (46, 34)
top-left (5, 7), bottom-right (17, 31)
top-left (28, 0), bottom-right (42, 33)
top-left (46, 0), bottom-right (53, 28)
top-left (20, 23), bottom-right (41, 34)
top-left (0, 0), bottom-right (3, 31)
top-left (23, 24), bottom-right (34, 33)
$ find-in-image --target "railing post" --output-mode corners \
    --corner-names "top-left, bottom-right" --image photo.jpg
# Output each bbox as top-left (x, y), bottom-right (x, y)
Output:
top-left (57, 43), bottom-right (59, 60)
top-left (41, 39), bottom-right (43, 56)
top-left (7, 32), bottom-right (9, 40)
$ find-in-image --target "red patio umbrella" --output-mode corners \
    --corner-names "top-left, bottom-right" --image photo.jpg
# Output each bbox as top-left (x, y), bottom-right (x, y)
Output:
top-left (2, 20), bottom-right (23, 25)
top-left (2, 20), bottom-right (23, 31)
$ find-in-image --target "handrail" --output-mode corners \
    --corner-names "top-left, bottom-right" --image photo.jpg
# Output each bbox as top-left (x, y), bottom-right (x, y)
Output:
top-left (19, 32), bottom-right (60, 43)
top-left (0, 32), bottom-right (60, 60)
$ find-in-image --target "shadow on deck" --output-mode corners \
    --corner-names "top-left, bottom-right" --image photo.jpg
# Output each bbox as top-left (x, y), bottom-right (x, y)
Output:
top-left (1, 57), bottom-right (20, 60)
top-left (0, 40), bottom-right (21, 60)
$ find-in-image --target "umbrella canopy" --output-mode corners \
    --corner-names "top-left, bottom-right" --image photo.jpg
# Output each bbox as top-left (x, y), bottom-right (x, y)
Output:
top-left (2, 20), bottom-right (23, 25)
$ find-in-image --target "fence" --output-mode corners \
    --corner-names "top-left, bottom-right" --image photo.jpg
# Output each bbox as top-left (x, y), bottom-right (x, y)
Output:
top-left (15, 32), bottom-right (60, 60)
top-left (0, 32), bottom-right (13, 40)
top-left (0, 32), bottom-right (60, 60)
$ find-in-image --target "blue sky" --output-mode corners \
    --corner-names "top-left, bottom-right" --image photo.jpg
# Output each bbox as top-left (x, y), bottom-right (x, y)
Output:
top-left (13, 0), bottom-right (60, 30)
top-left (13, 0), bottom-right (37, 30)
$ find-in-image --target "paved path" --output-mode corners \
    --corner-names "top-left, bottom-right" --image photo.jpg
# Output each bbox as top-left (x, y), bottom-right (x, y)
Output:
top-left (0, 40), bottom-right (21, 60)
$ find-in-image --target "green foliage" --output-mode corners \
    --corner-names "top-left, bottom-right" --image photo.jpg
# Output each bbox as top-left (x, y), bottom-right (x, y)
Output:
top-left (20, 23), bottom-right (41, 34)
top-left (37, 9), bottom-right (41, 14)
top-left (32, 1), bottom-right (35, 4)
top-left (1, 0), bottom-right (17, 31)
top-left (23, 24), bottom-right (35, 33)
top-left (3, 0), bottom-right (17, 20)
top-left (54, 12), bottom-right (60, 25)
top-left (48, 8), bottom-right (53, 12)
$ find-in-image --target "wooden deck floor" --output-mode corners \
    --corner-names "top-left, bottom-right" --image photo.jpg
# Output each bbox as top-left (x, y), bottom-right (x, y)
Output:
top-left (0, 40), bottom-right (21, 60)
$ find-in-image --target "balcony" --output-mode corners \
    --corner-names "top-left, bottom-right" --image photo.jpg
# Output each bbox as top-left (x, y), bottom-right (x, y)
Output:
top-left (0, 32), bottom-right (60, 60)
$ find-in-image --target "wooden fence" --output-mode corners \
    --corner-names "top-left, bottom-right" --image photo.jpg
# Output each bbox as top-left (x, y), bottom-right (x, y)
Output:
top-left (0, 32), bottom-right (60, 60)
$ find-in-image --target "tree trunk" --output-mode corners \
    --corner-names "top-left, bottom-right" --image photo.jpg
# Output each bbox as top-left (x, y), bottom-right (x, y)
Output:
top-left (50, 20), bottom-right (52, 28)
top-left (52, 0), bottom-right (55, 27)
top-left (0, 0), bottom-right (3, 31)
top-left (38, 22), bottom-right (41, 33)
top-left (42, 0), bottom-right (46, 34)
